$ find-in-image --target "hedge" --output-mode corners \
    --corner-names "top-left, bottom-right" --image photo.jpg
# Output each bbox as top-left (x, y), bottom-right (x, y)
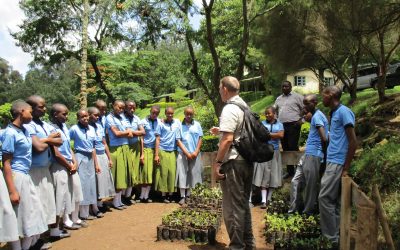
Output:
top-left (201, 135), bottom-right (218, 152)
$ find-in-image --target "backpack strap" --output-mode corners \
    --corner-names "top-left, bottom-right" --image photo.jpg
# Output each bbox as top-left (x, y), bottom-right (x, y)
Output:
top-left (227, 101), bottom-right (248, 111)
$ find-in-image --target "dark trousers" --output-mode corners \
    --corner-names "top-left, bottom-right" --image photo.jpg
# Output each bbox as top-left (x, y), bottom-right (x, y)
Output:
top-left (282, 122), bottom-right (301, 176)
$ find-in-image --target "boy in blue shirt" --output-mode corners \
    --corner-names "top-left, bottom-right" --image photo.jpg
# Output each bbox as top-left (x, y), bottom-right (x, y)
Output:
top-left (154, 106), bottom-right (181, 203)
top-left (176, 107), bottom-right (203, 205)
top-left (319, 86), bottom-right (357, 245)
top-left (289, 94), bottom-right (328, 215)
top-left (139, 105), bottom-right (161, 202)
top-left (2, 100), bottom-right (47, 249)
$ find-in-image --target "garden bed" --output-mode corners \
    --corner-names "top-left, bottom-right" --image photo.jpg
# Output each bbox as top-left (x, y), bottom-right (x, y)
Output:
top-left (156, 183), bottom-right (223, 244)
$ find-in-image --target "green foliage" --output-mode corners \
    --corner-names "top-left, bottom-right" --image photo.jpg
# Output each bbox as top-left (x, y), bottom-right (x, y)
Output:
top-left (193, 100), bottom-right (218, 134)
top-left (240, 91), bottom-right (266, 103)
top-left (201, 135), bottom-right (219, 152)
top-left (250, 95), bottom-right (275, 114)
top-left (351, 138), bottom-right (400, 193)
top-left (0, 103), bottom-right (12, 127)
top-left (299, 122), bottom-right (311, 147)
top-left (381, 192), bottom-right (400, 248)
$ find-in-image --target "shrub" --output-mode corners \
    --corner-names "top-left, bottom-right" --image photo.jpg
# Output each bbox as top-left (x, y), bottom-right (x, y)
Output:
top-left (351, 138), bottom-right (400, 193)
top-left (299, 122), bottom-right (311, 147)
top-left (193, 101), bottom-right (218, 134)
top-left (0, 103), bottom-right (12, 127)
top-left (201, 135), bottom-right (218, 152)
top-left (381, 192), bottom-right (400, 249)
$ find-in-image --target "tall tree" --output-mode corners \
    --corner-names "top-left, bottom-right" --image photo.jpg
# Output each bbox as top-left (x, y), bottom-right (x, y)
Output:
top-left (80, 0), bottom-right (89, 108)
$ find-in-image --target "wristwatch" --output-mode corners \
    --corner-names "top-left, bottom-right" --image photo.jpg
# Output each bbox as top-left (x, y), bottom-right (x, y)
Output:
top-left (215, 160), bottom-right (223, 164)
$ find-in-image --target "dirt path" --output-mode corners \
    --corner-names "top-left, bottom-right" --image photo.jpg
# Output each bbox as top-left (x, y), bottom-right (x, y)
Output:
top-left (45, 203), bottom-right (273, 250)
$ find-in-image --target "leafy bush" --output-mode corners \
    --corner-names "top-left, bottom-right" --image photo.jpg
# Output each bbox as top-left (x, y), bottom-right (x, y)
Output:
top-left (193, 100), bottom-right (218, 134)
top-left (0, 103), bottom-right (12, 127)
top-left (299, 122), bottom-right (311, 147)
top-left (381, 192), bottom-right (400, 249)
top-left (351, 138), bottom-right (400, 193)
top-left (201, 135), bottom-right (218, 152)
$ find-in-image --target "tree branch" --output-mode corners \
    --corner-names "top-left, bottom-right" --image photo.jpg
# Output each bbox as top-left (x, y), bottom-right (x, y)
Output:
top-left (236, 0), bottom-right (250, 80)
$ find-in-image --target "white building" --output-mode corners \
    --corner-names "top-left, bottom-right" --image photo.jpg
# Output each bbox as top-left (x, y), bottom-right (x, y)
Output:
top-left (286, 69), bottom-right (337, 94)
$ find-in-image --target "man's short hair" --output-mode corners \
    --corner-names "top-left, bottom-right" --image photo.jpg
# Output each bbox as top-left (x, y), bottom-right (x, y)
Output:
top-left (151, 105), bottom-right (160, 112)
top-left (11, 100), bottom-right (31, 119)
top-left (220, 76), bottom-right (240, 93)
top-left (95, 99), bottom-right (106, 107)
top-left (265, 106), bottom-right (277, 114)
top-left (77, 108), bottom-right (88, 118)
top-left (304, 94), bottom-right (318, 103)
top-left (50, 103), bottom-right (67, 117)
top-left (323, 86), bottom-right (342, 100)
top-left (282, 80), bottom-right (292, 87)
top-left (26, 95), bottom-right (44, 109)
top-left (88, 107), bottom-right (99, 115)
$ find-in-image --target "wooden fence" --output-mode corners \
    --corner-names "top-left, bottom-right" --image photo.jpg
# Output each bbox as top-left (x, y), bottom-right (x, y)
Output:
top-left (340, 177), bottom-right (395, 250)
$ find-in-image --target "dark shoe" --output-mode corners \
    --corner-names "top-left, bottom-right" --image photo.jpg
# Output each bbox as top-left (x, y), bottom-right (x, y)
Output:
top-left (147, 199), bottom-right (153, 203)
top-left (82, 215), bottom-right (97, 220)
top-left (32, 239), bottom-right (52, 250)
top-left (76, 221), bottom-right (89, 228)
top-left (94, 212), bottom-right (104, 218)
top-left (162, 197), bottom-right (170, 203)
top-left (63, 223), bottom-right (81, 230)
top-left (50, 230), bottom-right (71, 240)
top-left (260, 202), bottom-right (267, 209)
top-left (178, 198), bottom-right (185, 205)
top-left (122, 198), bottom-right (133, 206)
top-left (168, 196), bottom-right (175, 203)
top-left (112, 205), bottom-right (124, 210)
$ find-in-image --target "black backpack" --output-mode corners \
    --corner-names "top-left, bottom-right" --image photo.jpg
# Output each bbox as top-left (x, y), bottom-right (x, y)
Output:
top-left (228, 101), bottom-right (274, 163)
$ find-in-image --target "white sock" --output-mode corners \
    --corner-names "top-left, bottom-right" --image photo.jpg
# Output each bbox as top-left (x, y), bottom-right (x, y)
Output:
top-left (125, 187), bottom-right (132, 198)
top-left (180, 188), bottom-right (186, 198)
top-left (21, 236), bottom-right (33, 250)
top-left (249, 191), bottom-right (252, 202)
top-left (267, 188), bottom-right (274, 201)
top-left (63, 214), bottom-right (74, 227)
top-left (140, 187), bottom-right (146, 199)
top-left (113, 191), bottom-right (121, 207)
top-left (186, 188), bottom-right (191, 197)
top-left (261, 189), bottom-right (267, 203)
top-left (91, 203), bottom-right (99, 214)
top-left (80, 205), bottom-right (90, 219)
top-left (145, 186), bottom-right (151, 199)
top-left (71, 202), bottom-right (80, 223)
top-left (10, 240), bottom-right (21, 250)
top-left (162, 192), bottom-right (166, 197)
top-left (97, 200), bottom-right (103, 207)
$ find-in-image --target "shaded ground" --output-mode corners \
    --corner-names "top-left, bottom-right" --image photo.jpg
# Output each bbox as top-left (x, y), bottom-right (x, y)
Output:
top-left (0, 202), bottom-right (273, 250)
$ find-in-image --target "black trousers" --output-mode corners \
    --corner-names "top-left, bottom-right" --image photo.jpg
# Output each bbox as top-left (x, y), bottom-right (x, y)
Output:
top-left (282, 122), bottom-right (301, 176)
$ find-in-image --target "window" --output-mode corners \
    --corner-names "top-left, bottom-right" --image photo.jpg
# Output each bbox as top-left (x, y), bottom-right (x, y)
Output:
top-left (324, 77), bottom-right (334, 86)
top-left (294, 76), bottom-right (306, 86)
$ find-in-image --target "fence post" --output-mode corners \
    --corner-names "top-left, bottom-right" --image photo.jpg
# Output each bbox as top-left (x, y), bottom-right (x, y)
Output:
top-left (355, 205), bottom-right (378, 250)
top-left (340, 177), bottom-right (352, 250)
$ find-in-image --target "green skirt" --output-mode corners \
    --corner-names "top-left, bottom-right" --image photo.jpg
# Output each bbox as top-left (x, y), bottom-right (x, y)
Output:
top-left (154, 150), bottom-right (177, 193)
top-left (128, 142), bottom-right (141, 185)
top-left (109, 144), bottom-right (133, 190)
top-left (140, 147), bottom-right (154, 184)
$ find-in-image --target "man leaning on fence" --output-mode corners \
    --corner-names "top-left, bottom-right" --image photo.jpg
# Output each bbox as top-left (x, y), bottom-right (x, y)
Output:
top-left (319, 86), bottom-right (357, 246)
top-left (211, 76), bottom-right (255, 250)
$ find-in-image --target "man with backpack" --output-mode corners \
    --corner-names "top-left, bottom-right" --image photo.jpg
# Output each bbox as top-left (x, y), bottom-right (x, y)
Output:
top-left (211, 76), bottom-right (256, 250)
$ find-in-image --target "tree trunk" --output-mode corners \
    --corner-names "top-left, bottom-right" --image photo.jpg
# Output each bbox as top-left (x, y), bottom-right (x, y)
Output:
top-left (235, 0), bottom-right (250, 80)
top-left (377, 63), bottom-right (387, 102)
top-left (88, 55), bottom-right (115, 104)
top-left (318, 68), bottom-right (325, 94)
top-left (79, 0), bottom-right (89, 109)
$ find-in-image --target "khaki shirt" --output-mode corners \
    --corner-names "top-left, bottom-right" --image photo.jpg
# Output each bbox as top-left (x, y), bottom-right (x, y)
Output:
top-left (219, 95), bottom-right (247, 161)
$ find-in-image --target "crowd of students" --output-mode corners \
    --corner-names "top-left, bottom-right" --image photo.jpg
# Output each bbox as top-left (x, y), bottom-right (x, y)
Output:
top-left (0, 96), bottom-right (203, 250)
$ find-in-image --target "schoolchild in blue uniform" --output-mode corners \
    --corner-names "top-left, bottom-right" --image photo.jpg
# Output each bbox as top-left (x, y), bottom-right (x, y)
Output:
top-left (49, 104), bottom-right (85, 235)
top-left (88, 107), bottom-right (115, 211)
top-left (69, 109), bottom-right (102, 219)
top-left (319, 86), bottom-right (357, 246)
top-left (289, 94), bottom-right (328, 215)
top-left (95, 99), bottom-right (107, 130)
top-left (251, 106), bottom-right (284, 209)
top-left (139, 105), bottom-right (161, 202)
top-left (176, 107), bottom-right (203, 205)
top-left (105, 100), bottom-right (134, 209)
top-left (122, 101), bottom-right (145, 204)
top-left (154, 106), bottom-right (181, 203)
top-left (2, 100), bottom-right (47, 250)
